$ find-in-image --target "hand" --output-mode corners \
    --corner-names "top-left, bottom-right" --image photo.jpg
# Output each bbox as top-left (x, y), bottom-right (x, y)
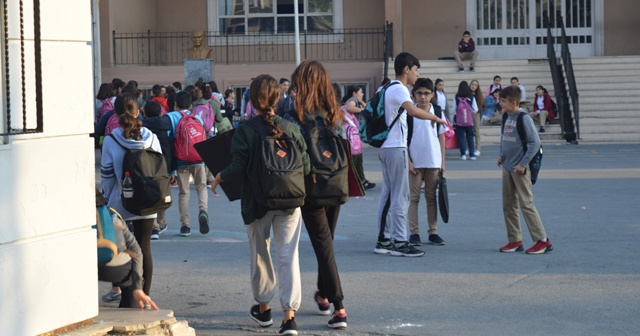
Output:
top-left (497, 156), bottom-right (503, 167)
top-left (513, 164), bottom-right (526, 175)
top-left (408, 160), bottom-right (416, 175)
top-left (210, 173), bottom-right (223, 195)
top-left (132, 289), bottom-right (159, 310)
top-left (440, 165), bottom-right (446, 175)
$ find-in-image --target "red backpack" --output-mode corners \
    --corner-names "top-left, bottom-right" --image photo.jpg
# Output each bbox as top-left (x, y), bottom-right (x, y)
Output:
top-left (192, 103), bottom-right (214, 132)
top-left (104, 113), bottom-right (120, 136)
top-left (98, 99), bottom-right (114, 120)
top-left (174, 112), bottom-right (206, 163)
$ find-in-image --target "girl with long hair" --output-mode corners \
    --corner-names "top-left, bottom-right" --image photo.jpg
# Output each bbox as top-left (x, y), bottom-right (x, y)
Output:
top-left (452, 81), bottom-right (479, 160)
top-left (470, 79), bottom-right (485, 156)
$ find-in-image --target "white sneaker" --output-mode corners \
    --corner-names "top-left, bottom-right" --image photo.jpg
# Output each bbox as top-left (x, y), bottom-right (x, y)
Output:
top-left (474, 150), bottom-right (481, 156)
top-left (465, 150), bottom-right (469, 156)
top-left (461, 155), bottom-right (467, 161)
top-left (470, 156), bottom-right (477, 160)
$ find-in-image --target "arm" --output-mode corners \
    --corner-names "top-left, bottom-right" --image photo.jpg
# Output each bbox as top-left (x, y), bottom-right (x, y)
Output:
top-left (458, 40), bottom-right (465, 53)
top-left (517, 114), bottom-right (541, 168)
top-left (468, 39), bottom-right (475, 52)
top-left (438, 133), bottom-right (446, 173)
top-left (403, 101), bottom-right (446, 125)
top-left (100, 138), bottom-right (116, 201)
top-left (345, 100), bottom-right (363, 114)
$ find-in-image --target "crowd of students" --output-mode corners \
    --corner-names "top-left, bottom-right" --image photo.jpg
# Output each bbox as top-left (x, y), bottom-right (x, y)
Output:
top-left (94, 52), bottom-right (553, 335)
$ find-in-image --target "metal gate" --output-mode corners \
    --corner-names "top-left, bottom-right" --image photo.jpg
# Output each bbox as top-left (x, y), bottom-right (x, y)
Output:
top-left (471, 0), bottom-right (594, 59)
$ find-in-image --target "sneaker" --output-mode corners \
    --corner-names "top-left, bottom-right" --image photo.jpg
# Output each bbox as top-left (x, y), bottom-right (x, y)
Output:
top-left (363, 180), bottom-right (376, 190)
top-left (461, 155), bottom-right (467, 161)
top-left (474, 149), bottom-right (481, 156)
top-left (465, 150), bottom-right (470, 156)
top-left (170, 176), bottom-right (178, 188)
top-left (428, 234), bottom-right (445, 245)
top-left (469, 66), bottom-right (475, 72)
top-left (409, 234), bottom-right (422, 246)
top-left (457, 67), bottom-right (464, 72)
top-left (279, 318), bottom-right (298, 335)
top-left (539, 127), bottom-right (546, 133)
top-left (328, 312), bottom-right (348, 329)
top-left (150, 230), bottom-right (160, 240)
top-left (158, 223), bottom-right (168, 235)
top-left (198, 210), bottom-right (210, 234)
top-left (470, 156), bottom-right (477, 161)
top-left (391, 242), bottom-right (425, 257)
top-left (101, 289), bottom-right (121, 303)
top-left (526, 239), bottom-right (553, 254)
top-left (374, 240), bottom-right (394, 254)
top-left (499, 241), bottom-right (524, 252)
top-left (314, 291), bottom-right (331, 316)
top-left (250, 305), bottom-right (273, 327)
top-left (180, 226), bottom-right (191, 237)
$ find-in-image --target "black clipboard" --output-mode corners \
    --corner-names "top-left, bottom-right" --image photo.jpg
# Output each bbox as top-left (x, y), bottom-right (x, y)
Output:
top-left (193, 129), bottom-right (241, 201)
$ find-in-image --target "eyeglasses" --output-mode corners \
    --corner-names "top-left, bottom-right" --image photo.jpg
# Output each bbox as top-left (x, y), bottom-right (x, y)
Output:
top-left (415, 91), bottom-right (433, 97)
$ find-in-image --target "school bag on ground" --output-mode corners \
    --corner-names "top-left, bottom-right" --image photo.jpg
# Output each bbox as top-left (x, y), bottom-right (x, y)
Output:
top-left (109, 135), bottom-right (173, 216)
top-left (193, 103), bottom-right (215, 132)
top-left (174, 111), bottom-right (206, 163)
top-left (359, 81), bottom-right (405, 148)
top-left (342, 105), bottom-right (362, 155)
top-left (98, 99), bottom-right (114, 120)
top-left (299, 115), bottom-right (349, 206)
top-left (501, 111), bottom-right (544, 185)
top-left (455, 97), bottom-right (474, 127)
top-left (245, 118), bottom-right (306, 209)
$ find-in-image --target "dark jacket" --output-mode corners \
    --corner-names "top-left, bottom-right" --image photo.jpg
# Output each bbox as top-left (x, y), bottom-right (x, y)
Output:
top-left (143, 115), bottom-right (175, 172)
top-left (458, 38), bottom-right (476, 53)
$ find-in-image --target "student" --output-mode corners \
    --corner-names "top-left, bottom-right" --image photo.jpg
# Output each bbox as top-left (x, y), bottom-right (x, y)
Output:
top-left (149, 84), bottom-right (170, 113)
top-left (210, 74), bottom-right (310, 335)
top-left (433, 78), bottom-right (451, 121)
top-left (276, 78), bottom-right (291, 115)
top-left (497, 86), bottom-right (553, 254)
top-left (482, 88), bottom-right (503, 123)
top-left (224, 89), bottom-right (236, 125)
top-left (470, 79), bottom-right (485, 157)
top-left (452, 81), bottom-right (479, 160)
top-left (166, 91), bottom-right (210, 237)
top-left (283, 60), bottom-right (350, 329)
top-left (454, 31), bottom-right (478, 72)
top-left (374, 52), bottom-right (446, 258)
top-left (100, 93), bottom-right (162, 296)
top-left (342, 85), bottom-right (375, 190)
top-left (511, 77), bottom-right (527, 101)
top-left (95, 188), bottom-right (159, 310)
top-left (530, 85), bottom-right (555, 133)
top-left (96, 83), bottom-right (115, 122)
top-left (142, 101), bottom-right (174, 240)
top-left (193, 82), bottom-right (225, 136)
top-left (484, 75), bottom-right (503, 97)
top-left (407, 78), bottom-right (447, 246)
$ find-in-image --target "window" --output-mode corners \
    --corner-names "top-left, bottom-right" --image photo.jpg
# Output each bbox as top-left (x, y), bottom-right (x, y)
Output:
top-left (215, 0), bottom-right (340, 34)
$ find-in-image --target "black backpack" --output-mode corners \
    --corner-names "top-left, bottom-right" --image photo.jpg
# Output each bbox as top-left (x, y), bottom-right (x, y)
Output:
top-left (245, 118), bottom-right (306, 209)
top-left (110, 135), bottom-right (173, 215)
top-left (407, 104), bottom-right (443, 148)
top-left (501, 112), bottom-right (544, 185)
top-left (298, 115), bottom-right (349, 206)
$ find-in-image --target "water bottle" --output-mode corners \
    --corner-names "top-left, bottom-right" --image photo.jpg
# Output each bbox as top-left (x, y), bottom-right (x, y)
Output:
top-left (122, 171), bottom-right (134, 198)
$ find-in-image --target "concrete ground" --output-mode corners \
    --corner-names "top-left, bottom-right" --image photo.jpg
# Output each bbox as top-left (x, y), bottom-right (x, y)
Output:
top-left (96, 143), bottom-right (640, 335)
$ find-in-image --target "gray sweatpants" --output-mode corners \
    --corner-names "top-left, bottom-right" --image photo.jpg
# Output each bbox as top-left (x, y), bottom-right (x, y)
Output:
top-left (377, 147), bottom-right (410, 243)
top-left (246, 209), bottom-right (302, 312)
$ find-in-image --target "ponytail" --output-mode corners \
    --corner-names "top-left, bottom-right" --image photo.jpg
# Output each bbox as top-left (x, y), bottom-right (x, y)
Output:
top-left (118, 93), bottom-right (143, 140)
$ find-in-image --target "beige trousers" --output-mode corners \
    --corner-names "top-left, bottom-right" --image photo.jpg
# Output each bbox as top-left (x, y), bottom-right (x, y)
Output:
top-left (502, 168), bottom-right (547, 242)
top-left (176, 165), bottom-right (208, 227)
top-left (408, 168), bottom-right (440, 236)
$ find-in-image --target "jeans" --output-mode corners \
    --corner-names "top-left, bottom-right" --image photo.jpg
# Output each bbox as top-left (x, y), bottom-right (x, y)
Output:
top-left (456, 125), bottom-right (475, 157)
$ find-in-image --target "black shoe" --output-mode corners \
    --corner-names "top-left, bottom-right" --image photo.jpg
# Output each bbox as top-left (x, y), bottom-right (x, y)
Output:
top-left (469, 66), bottom-right (475, 72)
top-left (314, 291), bottom-right (331, 316)
top-left (409, 234), bottom-right (422, 246)
top-left (328, 313), bottom-right (348, 329)
top-left (428, 234), bottom-right (445, 245)
top-left (457, 67), bottom-right (464, 72)
top-left (279, 317), bottom-right (298, 335)
top-left (250, 305), bottom-right (273, 327)
top-left (179, 226), bottom-right (191, 237)
top-left (391, 242), bottom-right (425, 257)
top-left (539, 127), bottom-right (545, 133)
top-left (198, 210), bottom-right (210, 234)
top-left (362, 180), bottom-right (376, 190)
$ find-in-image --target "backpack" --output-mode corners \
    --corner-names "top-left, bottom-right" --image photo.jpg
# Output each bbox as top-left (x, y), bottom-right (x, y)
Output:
top-left (245, 118), bottom-right (306, 209)
top-left (455, 96), bottom-right (474, 127)
top-left (359, 82), bottom-right (405, 148)
top-left (407, 104), bottom-right (443, 148)
top-left (193, 103), bottom-right (215, 132)
top-left (174, 111), bottom-right (206, 163)
top-left (550, 98), bottom-right (558, 114)
top-left (98, 99), bottom-right (114, 120)
top-left (342, 105), bottom-right (362, 155)
top-left (104, 113), bottom-right (120, 136)
top-left (299, 115), bottom-right (349, 206)
top-left (95, 204), bottom-right (120, 266)
top-left (109, 135), bottom-right (173, 215)
top-left (501, 112), bottom-right (544, 185)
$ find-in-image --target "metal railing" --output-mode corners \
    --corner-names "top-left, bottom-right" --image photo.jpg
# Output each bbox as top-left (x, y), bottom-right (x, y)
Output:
top-left (113, 28), bottom-right (386, 66)
top-left (1, 0), bottom-right (44, 136)
top-left (560, 20), bottom-right (580, 141)
top-left (545, 16), bottom-right (577, 143)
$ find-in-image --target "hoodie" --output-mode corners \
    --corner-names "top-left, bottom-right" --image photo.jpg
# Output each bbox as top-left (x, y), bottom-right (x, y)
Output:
top-left (100, 127), bottom-right (162, 220)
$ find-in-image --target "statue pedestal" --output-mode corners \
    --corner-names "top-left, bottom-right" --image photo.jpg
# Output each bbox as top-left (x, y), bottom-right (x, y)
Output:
top-left (184, 59), bottom-right (214, 85)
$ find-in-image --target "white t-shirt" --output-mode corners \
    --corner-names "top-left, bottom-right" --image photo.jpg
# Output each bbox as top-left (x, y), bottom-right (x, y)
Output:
top-left (382, 80), bottom-right (411, 148)
top-left (409, 104), bottom-right (446, 168)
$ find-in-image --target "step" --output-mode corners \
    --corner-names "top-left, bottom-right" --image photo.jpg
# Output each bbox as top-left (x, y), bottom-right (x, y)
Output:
top-left (579, 117), bottom-right (640, 125)
top-left (59, 309), bottom-right (196, 336)
top-left (578, 132), bottom-right (640, 143)
top-left (580, 110), bottom-right (640, 118)
top-left (577, 124), bottom-right (640, 134)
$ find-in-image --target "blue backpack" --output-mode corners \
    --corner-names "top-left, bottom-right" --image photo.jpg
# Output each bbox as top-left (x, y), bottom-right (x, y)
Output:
top-left (359, 82), bottom-right (405, 148)
top-left (94, 204), bottom-right (125, 266)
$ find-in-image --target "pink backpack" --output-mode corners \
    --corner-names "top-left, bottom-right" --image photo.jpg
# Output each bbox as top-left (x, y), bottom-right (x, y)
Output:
top-left (104, 113), bottom-right (120, 136)
top-left (455, 97), bottom-right (474, 127)
top-left (342, 105), bottom-right (362, 155)
top-left (98, 99), bottom-right (114, 119)
top-left (174, 112), bottom-right (206, 163)
top-left (192, 103), bottom-right (214, 132)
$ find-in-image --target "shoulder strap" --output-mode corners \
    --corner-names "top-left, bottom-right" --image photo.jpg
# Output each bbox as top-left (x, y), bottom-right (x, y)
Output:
top-left (108, 134), bottom-right (128, 152)
top-left (516, 111), bottom-right (527, 150)
top-left (434, 105), bottom-right (442, 133)
top-left (387, 107), bottom-right (405, 131)
top-left (245, 117), bottom-right (268, 139)
top-left (407, 114), bottom-right (414, 148)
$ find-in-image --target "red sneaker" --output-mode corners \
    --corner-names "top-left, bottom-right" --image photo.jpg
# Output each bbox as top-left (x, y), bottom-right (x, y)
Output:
top-left (526, 240), bottom-right (553, 254)
top-left (499, 241), bottom-right (523, 252)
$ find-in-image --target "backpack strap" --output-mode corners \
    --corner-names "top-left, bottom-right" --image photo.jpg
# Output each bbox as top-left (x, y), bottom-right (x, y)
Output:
top-left (501, 111), bottom-right (527, 151)
top-left (387, 107), bottom-right (405, 132)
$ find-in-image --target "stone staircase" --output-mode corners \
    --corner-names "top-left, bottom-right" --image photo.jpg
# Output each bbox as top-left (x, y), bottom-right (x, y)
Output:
top-left (419, 56), bottom-right (640, 144)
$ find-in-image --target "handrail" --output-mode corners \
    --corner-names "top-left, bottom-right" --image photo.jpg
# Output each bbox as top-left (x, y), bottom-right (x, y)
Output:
top-left (560, 21), bottom-right (580, 141)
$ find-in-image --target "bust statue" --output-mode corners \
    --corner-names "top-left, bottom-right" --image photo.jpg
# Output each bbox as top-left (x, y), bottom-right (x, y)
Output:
top-left (186, 31), bottom-right (212, 60)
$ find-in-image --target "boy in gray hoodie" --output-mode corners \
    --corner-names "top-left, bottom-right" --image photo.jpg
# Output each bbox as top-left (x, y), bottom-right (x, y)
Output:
top-left (497, 86), bottom-right (552, 255)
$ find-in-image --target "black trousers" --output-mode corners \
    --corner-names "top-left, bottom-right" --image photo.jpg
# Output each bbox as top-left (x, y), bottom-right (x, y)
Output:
top-left (131, 218), bottom-right (155, 295)
top-left (98, 260), bottom-right (137, 308)
top-left (301, 203), bottom-right (344, 310)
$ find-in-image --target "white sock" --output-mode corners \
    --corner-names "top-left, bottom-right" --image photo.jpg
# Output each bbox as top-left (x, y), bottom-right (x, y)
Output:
top-left (541, 237), bottom-right (548, 243)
